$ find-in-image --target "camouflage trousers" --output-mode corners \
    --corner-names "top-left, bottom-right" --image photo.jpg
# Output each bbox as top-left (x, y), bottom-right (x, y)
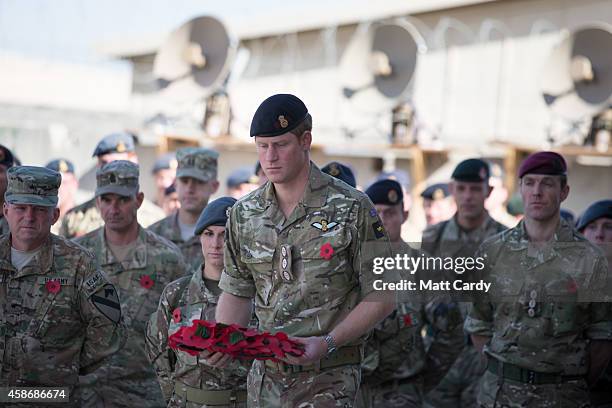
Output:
top-left (477, 370), bottom-right (591, 408)
top-left (356, 377), bottom-right (423, 408)
top-left (424, 344), bottom-right (485, 408)
top-left (168, 391), bottom-right (247, 408)
top-left (76, 376), bottom-right (166, 408)
top-left (247, 360), bottom-right (360, 407)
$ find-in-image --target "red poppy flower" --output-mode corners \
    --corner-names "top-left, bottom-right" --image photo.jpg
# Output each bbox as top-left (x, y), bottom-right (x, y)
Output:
top-left (140, 275), bottom-right (154, 289)
top-left (172, 308), bottom-right (181, 323)
top-left (320, 243), bottom-right (334, 260)
top-left (403, 314), bottom-right (413, 326)
top-left (567, 280), bottom-right (578, 293)
top-left (45, 280), bottom-right (61, 294)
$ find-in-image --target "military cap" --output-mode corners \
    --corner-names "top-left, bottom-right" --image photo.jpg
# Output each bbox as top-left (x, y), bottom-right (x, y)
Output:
top-left (226, 166), bottom-right (259, 188)
top-left (92, 132), bottom-right (136, 157)
top-left (421, 183), bottom-right (450, 201)
top-left (576, 199), bottom-right (612, 231)
top-left (176, 147), bottom-right (219, 182)
top-left (506, 193), bottom-right (524, 216)
top-left (452, 158), bottom-right (490, 182)
top-left (95, 160), bottom-right (139, 197)
top-left (151, 152), bottom-right (177, 174)
top-left (518, 151), bottom-right (567, 178)
top-left (0, 145), bottom-right (15, 168)
top-left (560, 208), bottom-right (575, 224)
top-left (194, 196), bottom-right (237, 236)
top-left (377, 169), bottom-right (410, 188)
top-left (5, 166), bottom-right (61, 207)
top-left (366, 179), bottom-right (403, 206)
top-left (164, 182), bottom-right (176, 196)
top-left (322, 162), bottom-right (356, 188)
top-left (250, 94), bottom-right (309, 137)
top-left (46, 158), bottom-right (75, 174)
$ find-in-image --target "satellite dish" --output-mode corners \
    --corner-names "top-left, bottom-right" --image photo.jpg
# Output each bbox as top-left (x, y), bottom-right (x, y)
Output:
top-left (340, 22), bottom-right (421, 109)
top-left (541, 26), bottom-right (612, 120)
top-left (154, 16), bottom-right (236, 100)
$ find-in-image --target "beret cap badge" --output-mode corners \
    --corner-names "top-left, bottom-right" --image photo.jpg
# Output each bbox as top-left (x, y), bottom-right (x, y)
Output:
top-left (388, 189), bottom-right (399, 204)
top-left (116, 141), bottom-right (126, 153)
top-left (278, 115), bottom-right (289, 128)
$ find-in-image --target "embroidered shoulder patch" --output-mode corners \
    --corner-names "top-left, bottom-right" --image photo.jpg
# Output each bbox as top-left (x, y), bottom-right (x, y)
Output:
top-left (83, 270), bottom-right (106, 296)
top-left (90, 283), bottom-right (121, 324)
top-left (372, 221), bottom-right (385, 239)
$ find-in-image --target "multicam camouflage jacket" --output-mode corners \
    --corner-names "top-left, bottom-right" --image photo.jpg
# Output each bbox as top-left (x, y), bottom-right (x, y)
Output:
top-left (74, 226), bottom-right (187, 395)
top-left (0, 234), bottom-right (126, 398)
top-left (219, 162), bottom-right (392, 340)
top-left (0, 217), bottom-right (9, 236)
top-left (148, 212), bottom-right (203, 276)
top-left (145, 268), bottom-right (251, 405)
top-left (465, 218), bottom-right (612, 374)
top-left (59, 196), bottom-right (165, 239)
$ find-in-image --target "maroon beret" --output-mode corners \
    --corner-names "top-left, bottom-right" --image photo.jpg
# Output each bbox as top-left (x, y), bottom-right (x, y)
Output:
top-left (518, 151), bottom-right (567, 178)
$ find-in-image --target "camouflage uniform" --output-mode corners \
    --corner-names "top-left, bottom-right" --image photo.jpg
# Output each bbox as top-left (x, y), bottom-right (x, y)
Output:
top-left (219, 163), bottom-right (392, 407)
top-left (464, 219), bottom-right (612, 407)
top-left (0, 166), bottom-right (126, 407)
top-left (0, 216), bottom-right (9, 236)
top-left (58, 196), bottom-right (165, 239)
top-left (358, 240), bottom-right (474, 408)
top-left (146, 268), bottom-right (250, 407)
top-left (74, 160), bottom-right (188, 408)
top-left (421, 213), bottom-right (507, 408)
top-left (148, 212), bottom-right (203, 277)
top-left (148, 147), bottom-right (219, 275)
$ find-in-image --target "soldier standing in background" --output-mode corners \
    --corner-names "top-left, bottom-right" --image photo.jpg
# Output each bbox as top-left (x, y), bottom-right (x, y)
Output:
top-left (0, 166), bottom-right (126, 406)
top-left (211, 93), bottom-right (394, 406)
top-left (59, 132), bottom-right (165, 238)
top-left (75, 161), bottom-right (187, 408)
top-left (422, 158), bottom-right (507, 408)
top-left (577, 199), bottom-right (612, 408)
top-left (45, 159), bottom-right (80, 235)
top-left (359, 179), bottom-right (464, 408)
top-left (321, 161), bottom-right (357, 188)
top-left (148, 147), bottom-right (219, 275)
top-left (0, 145), bottom-right (16, 235)
top-left (465, 151), bottom-right (612, 407)
top-left (421, 183), bottom-right (454, 227)
top-left (151, 152), bottom-right (177, 207)
top-left (146, 197), bottom-right (253, 407)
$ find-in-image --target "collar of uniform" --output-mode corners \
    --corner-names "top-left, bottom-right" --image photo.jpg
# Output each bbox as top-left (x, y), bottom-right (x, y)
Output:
top-left (99, 225), bottom-right (148, 268)
top-left (191, 267), bottom-right (219, 304)
top-left (509, 218), bottom-right (573, 250)
top-left (261, 162), bottom-right (328, 209)
top-left (1, 235), bottom-right (54, 278)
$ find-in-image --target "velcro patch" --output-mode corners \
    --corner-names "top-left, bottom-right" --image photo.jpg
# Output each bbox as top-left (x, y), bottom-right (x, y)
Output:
top-left (83, 270), bottom-right (106, 296)
top-left (372, 221), bottom-right (385, 239)
top-left (37, 276), bottom-right (70, 286)
top-left (90, 283), bottom-right (121, 324)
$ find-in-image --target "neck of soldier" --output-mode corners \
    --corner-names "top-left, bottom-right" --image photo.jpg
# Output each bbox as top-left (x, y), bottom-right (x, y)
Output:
top-left (202, 263), bottom-right (222, 281)
top-left (274, 163), bottom-right (310, 219)
top-left (524, 213), bottom-right (560, 245)
top-left (105, 220), bottom-right (139, 245)
top-left (178, 207), bottom-right (201, 225)
top-left (456, 210), bottom-right (487, 231)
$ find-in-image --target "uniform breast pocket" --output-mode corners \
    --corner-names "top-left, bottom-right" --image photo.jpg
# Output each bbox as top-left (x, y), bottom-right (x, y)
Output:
top-left (241, 250), bottom-right (274, 305)
top-left (544, 279), bottom-right (581, 337)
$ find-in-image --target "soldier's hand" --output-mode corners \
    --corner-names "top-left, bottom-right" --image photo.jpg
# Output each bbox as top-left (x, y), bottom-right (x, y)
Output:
top-left (282, 336), bottom-right (327, 366)
top-left (200, 350), bottom-right (233, 368)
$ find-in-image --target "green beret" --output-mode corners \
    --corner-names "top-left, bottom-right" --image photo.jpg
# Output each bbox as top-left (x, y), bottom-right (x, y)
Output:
top-left (452, 158), bottom-right (490, 182)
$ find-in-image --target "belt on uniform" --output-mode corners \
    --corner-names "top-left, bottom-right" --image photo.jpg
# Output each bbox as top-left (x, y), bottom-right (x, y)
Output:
top-left (174, 382), bottom-right (247, 406)
top-left (487, 356), bottom-right (583, 385)
top-left (264, 345), bottom-right (362, 374)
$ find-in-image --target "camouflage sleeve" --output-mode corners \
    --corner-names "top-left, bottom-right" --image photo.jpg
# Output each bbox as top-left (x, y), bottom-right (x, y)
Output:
top-left (219, 206), bottom-right (256, 298)
top-left (353, 196), bottom-right (393, 299)
top-left (77, 260), bottom-right (127, 374)
top-left (464, 244), bottom-right (494, 337)
top-left (586, 256), bottom-right (612, 340)
top-left (145, 283), bottom-right (177, 402)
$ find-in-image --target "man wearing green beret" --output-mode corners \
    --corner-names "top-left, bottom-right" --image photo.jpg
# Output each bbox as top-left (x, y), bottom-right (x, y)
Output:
top-left (465, 151), bottom-right (612, 407)
top-left (422, 158), bottom-right (507, 408)
top-left (74, 160), bottom-right (187, 408)
top-left (149, 147), bottom-right (220, 276)
top-left (211, 94), bottom-right (395, 406)
top-left (58, 132), bottom-right (165, 239)
top-left (0, 165), bottom-right (126, 406)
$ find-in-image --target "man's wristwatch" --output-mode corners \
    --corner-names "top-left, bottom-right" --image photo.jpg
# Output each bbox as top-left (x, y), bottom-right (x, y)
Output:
top-left (323, 334), bottom-right (337, 356)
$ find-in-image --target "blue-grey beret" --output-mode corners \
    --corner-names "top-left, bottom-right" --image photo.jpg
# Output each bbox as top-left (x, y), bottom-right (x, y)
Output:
top-left (92, 132), bottom-right (136, 157)
top-left (576, 199), bottom-right (612, 231)
top-left (194, 197), bottom-right (237, 236)
top-left (46, 158), bottom-right (75, 174)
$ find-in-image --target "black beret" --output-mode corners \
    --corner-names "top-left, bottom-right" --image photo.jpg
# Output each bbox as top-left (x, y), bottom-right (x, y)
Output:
top-left (194, 196), bottom-right (237, 236)
top-left (0, 145), bottom-right (15, 168)
top-left (452, 158), bottom-right (490, 182)
top-left (152, 153), bottom-right (177, 174)
top-left (322, 162), bottom-right (356, 188)
top-left (46, 158), bottom-right (75, 174)
top-left (576, 199), bottom-right (612, 231)
top-left (365, 179), bottom-right (403, 205)
top-left (93, 132), bottom-right (136, 157)
top-left (518, 151), bottom-right (567, 178)
top-left (250, 94), bottom-right (309, 137)
top-left (421, 183), bottom-right (450, 200)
